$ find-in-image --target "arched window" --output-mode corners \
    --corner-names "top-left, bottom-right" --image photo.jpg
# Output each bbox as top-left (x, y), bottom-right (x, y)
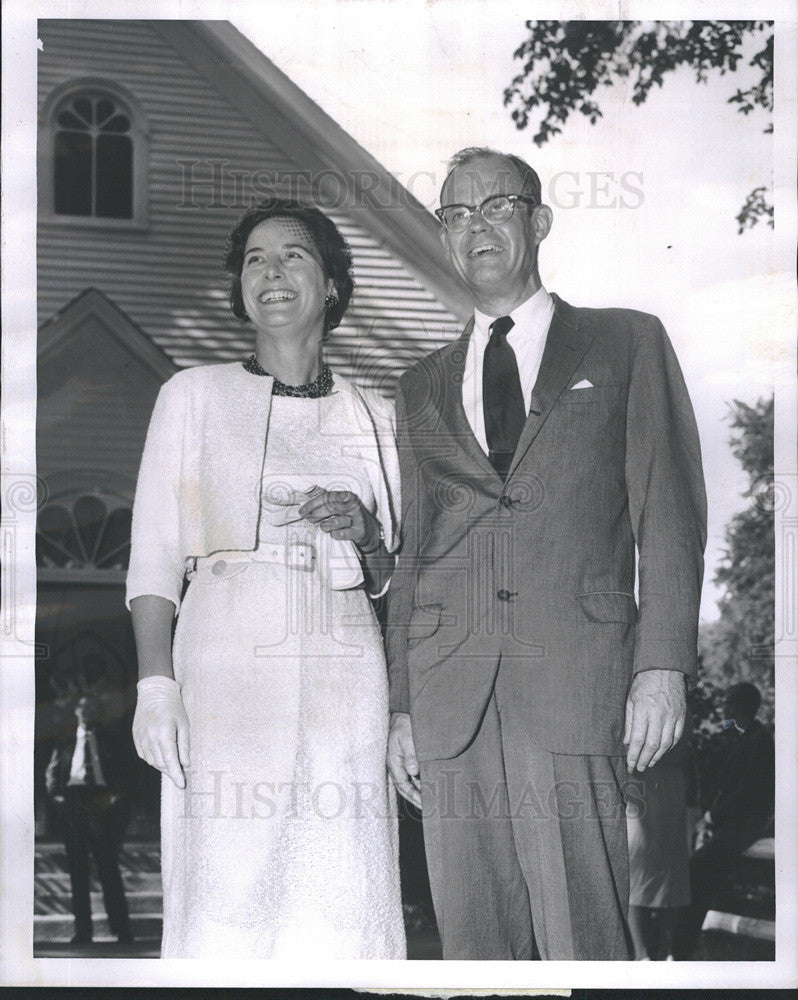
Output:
top-left (37, 493), bottom-right (132, 576)
top-left (54, 91), bottom-right (133, 218)
top-left (39, 79), bottom-right (149, 228)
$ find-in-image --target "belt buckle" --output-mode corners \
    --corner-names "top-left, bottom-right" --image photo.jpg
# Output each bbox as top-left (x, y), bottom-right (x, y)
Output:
top-left (286, 542), bottom-right (315, 571)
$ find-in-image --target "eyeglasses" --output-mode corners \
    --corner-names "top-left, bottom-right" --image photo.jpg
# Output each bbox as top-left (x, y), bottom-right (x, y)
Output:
top-left (435, 194), bottom-right (539, 233)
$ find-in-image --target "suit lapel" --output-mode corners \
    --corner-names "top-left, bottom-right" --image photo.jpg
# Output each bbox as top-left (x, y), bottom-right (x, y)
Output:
top-left (435, 319), bottom-right (500, 478)
top-left (427, 299), bottom-right (592, 480)
top-left (508, 296), bottom-right (593, 478)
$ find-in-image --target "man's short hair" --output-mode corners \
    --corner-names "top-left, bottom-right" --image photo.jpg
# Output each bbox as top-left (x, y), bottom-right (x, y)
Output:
top-left (727, 682), bottom-right (762, 719)
top-left (441, 147), bottom-right (542, 205)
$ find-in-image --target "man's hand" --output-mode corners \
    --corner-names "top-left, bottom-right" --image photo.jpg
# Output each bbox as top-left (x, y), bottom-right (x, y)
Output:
top-left (694, 811), bottom-right (715, 850)
top-left (387, 711), bottom-right (421, 808)
top-left (624, 668), bottom-right (687, 771)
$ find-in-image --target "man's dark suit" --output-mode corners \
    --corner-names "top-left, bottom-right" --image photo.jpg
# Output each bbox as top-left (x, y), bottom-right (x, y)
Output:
top-left (46, 723), bottom-right (134, 942)
top-left (673, 719), bottom-right (774, 958)
top-left (386, 295), bottom-right (706, 958)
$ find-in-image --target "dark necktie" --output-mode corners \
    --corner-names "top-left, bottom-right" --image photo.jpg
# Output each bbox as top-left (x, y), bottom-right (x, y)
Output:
top-left (83, 729), bottom-right (96, 785)
top-left (483, 315), bottom-right (525, 480)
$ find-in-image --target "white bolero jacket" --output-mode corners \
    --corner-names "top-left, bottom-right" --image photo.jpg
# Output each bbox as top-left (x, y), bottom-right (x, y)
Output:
top-left (126, 362), bottom-right (400, 613)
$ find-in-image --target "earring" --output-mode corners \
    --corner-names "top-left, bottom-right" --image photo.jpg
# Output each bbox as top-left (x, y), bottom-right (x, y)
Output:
top-left (325, 289), bottom-right (339, 309)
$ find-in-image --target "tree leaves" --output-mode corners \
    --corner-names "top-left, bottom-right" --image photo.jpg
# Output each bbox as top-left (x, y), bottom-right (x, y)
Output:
top-left (698, 397), bottom-right (774, 726)
top-left (504, 20), bottom-right (774, 229)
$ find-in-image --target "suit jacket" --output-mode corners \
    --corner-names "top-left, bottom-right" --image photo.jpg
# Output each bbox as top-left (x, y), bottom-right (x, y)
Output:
top-left (126, 363), bottom-right (399, 612)
top-left (709, 721), bottom-right (774, 846)
top-left (385, 295), bottom-right (706, 760)
top-left (45, 722), bottom-right (134, 802)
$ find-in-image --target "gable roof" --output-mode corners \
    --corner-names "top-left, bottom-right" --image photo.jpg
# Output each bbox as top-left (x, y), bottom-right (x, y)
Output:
top-left (36, 19), bottom-right (468, 390)
top-left (39, 287), bottom-right (178, 381)
top-left (152, 21), bottom-right (470, 325)
top-left (38, 289), bottom-right (178, 490)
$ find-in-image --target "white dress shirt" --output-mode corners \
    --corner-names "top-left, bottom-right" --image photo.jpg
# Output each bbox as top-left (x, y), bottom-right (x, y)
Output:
top-left (461, 286), bottom-right (555, 454)
top-left (68, 723), bottom-right (107, 786)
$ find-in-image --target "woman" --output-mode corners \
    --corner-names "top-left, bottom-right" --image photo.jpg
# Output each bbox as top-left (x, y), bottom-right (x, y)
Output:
top-left (626, 737), bottom-right (696, 960)
top-left (128, 200), bottom-right (405, 959)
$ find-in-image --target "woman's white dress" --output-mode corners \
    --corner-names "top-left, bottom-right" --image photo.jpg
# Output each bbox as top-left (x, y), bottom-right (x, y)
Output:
top-left (160, 392), bottom-right (405, 958)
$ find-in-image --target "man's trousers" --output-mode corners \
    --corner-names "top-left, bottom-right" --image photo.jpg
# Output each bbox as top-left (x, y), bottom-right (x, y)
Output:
top-left (60, 786), bottom-right (132, 942)
top-left (419, 675), bottom-right (633, 960)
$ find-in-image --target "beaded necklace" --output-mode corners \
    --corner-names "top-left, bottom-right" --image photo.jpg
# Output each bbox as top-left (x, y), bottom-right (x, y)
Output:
top-left (243, 354), bottom-right (333, 397)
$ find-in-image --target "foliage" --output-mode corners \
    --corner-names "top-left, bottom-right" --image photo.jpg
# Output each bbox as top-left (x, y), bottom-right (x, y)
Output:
top-left (504, 20), bottom-right (774, 231)
top-left (688, 673), bottom-right (724, 755)
top-left (689, 398), bottom-right (774, 807)
top-left (698, 396), bottom-right (775, 728)
top-left (687, 673), bottom-right (728, 811)
top-left (735, 187), bottom-right (775, 232)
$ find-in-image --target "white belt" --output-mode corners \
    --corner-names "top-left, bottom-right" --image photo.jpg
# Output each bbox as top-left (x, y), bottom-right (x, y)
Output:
top-left (186, 542), bottom-right (316, 579)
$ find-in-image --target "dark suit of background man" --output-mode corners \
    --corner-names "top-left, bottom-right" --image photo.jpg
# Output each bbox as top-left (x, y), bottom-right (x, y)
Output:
top-left (46, 693), bottom-right (134, 944)
top-left (386, 147), bottom-right (707, 960)
top-left (673, 682), bottom-right (775, 959)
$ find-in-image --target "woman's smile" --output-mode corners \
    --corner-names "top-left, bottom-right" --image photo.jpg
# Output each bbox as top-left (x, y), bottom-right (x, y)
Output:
top-left (256, 288), bottom-right (298, 303)
top-left (241, 218), bottom-right (330, 334)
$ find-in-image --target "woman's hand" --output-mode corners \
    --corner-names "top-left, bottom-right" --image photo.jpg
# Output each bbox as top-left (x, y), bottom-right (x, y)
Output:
top-left (297, 486), bottom-right (382, 552)
top-left (133, 675), bottom-right (191, 789)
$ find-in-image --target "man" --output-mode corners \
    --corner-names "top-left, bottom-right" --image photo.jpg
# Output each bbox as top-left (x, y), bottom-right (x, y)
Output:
top-left (46, 692), bottom-right (134, 945)
top-left (386, 147), bottom-right (706, 960)
top-left (672, 682), bottom-right (774, 959)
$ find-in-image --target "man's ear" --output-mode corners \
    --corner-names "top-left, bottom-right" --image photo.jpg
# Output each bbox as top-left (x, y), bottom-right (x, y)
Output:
top-left (531, 204), bottom-right (553, 245)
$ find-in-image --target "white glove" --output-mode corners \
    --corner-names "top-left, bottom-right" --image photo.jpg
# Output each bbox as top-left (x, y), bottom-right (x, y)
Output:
top-left (133, 675), bottom-right (190, 789)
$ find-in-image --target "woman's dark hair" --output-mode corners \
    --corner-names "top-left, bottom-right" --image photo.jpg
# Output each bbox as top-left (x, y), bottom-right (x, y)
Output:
top-left (224, 199), bottom-right (354, 333)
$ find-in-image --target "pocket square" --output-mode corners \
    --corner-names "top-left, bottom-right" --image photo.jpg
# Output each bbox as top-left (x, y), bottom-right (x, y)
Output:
top-left (570, 378), bottom-right (593, 389)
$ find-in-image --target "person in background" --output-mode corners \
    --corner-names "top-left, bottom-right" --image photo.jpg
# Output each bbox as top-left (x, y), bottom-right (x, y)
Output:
top-left (626, 735), bottom-right (697, 959)
top-left (672, 681), bottom-right (774, 959)
top-left (45, 691), bottom-right (134, 945)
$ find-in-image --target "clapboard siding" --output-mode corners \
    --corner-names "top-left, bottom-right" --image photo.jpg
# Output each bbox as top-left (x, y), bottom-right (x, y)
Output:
top-left (38, 19), bottom-right (461, 389)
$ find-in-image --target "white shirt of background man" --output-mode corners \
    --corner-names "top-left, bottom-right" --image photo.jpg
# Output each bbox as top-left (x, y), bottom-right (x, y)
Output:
top-left (68, 723), bottom-right (107, 786)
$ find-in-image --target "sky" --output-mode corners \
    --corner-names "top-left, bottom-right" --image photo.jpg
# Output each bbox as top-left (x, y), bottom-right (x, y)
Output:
top-left (230, 2), bottom-right (788, 621)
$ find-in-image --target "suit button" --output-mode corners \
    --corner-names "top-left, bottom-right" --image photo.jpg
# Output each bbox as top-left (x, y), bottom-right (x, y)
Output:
top-left (499, 495), bottom-right (513, 509)
top-left (496, 589), bottom-right (512, 602)
top-left (212, 560), bottom-right (227, 576)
